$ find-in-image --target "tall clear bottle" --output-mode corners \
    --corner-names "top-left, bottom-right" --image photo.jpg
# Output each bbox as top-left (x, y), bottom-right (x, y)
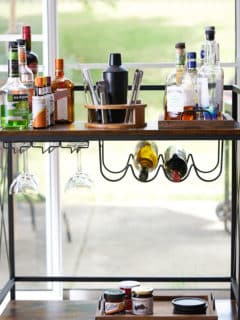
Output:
top-left (1, 41), bottom-right (29, 129)
top-left (22, 26), bottom-right (38, 77)
top-left (181, 52), bottom-right (198, 120)
top-left (134, 141), bottom-right (158, 182)
top-left (17, 39), bottom-right (34, 121)
top-left (198, 26), bottom-right (224, 119)
top-left (164, 42), bottom-right (186, 120)
top-left (51, 58), bottom-right (74, 123)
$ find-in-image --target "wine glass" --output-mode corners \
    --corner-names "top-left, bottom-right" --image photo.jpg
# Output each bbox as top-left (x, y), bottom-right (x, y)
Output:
top-left (65, 144), bottom-right (93, 192)
top-left (9, 145), bottom-right (38, 195)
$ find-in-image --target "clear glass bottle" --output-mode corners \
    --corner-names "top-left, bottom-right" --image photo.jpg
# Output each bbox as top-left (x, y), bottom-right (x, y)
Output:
top-left (164, 145), bottom-right (188, 182)
top-left (17, 39), bottom-right (34, 121)
top-left (134, 141), bottom-right (158, 182)
top-left (198, 26), bottom-right (223, 119)
top-left (51, 58), bottom-right (74, 123)
top-left (22, 25), bottom-right (38, 77)
top-left (181, 52), bottom-right (198, 120)
top-left (1, 41), bottom-right (29, 129)
top-left (164, 42), bottom-right (186, 120)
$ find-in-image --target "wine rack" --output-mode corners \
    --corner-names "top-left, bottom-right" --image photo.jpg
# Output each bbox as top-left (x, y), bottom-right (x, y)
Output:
top-left (98, 140), bottom-right (224, 183)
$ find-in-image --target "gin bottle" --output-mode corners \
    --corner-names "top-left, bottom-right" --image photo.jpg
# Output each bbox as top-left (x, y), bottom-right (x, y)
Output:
top-left (164, 42), bottom-right (186, 120)
top-left (1, 41), bottom-right (29, 129)
top-left (181, 52), bottom-right (198, 120)
top-left (198, 27), bottom-right (224, 119)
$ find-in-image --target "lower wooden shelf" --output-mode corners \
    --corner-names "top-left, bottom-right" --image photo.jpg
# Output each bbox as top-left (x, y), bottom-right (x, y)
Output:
top-left (0, 299), bottom-right (237, 320)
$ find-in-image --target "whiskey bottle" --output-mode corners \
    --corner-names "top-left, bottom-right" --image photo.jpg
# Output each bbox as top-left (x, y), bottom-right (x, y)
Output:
top-left (1, 41), bottom-right (29, 129)
top-left (22, 26), bottom-right (38, 77)
top-left (181, 52), bottom-right (198, 120)
top-left (134, 141), bottom-right (158, 182)
top-left (164, 145), bottom-right (188, 182)
top-left (198, 26), bottom-right (223, 119)
top-left (51, 58), bottom-right (74, 123)
top-left (164, 42), bottom-right (186, 120)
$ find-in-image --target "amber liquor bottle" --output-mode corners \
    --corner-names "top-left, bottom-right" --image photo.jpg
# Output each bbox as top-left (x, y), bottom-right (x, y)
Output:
top-left (164, 42), bottom-right (186, 120)
top-left (22, 25), bottom-right (38, 77)
top-left (51, 58), bottom-right (74, 123)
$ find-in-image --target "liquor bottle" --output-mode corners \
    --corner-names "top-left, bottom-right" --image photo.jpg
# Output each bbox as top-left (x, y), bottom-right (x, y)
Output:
top-left (51, 58), bottom-right (74, 123)
top-left (164, 145), bottom-right (188, 182)
top-left (17, 39), bottom-right (34, 120)
top-left (181, 52), bottom-right (198, 120)
top-left (32, 76), bottom-right (47, 129)
top-left (198, 26), bottom-right (224, 119)
top-left (1, 41), bottom-right (29, 129)
top-left (46, 76), bottom-right (55, 126)
top-left (103, 53), bottom-right (128, 123)
top-left (164, 42), bottom-right (186, 120)
top-left (22, 26), bottom-right (38, 77)
top-left (134, 141), bottom-right (158, 182)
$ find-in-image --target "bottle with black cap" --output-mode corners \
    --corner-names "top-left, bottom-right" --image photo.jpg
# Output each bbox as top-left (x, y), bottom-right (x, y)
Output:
top-left (103, 53), bottom-right (128, 123)
top-left (198, 26), bottom-right (224, 119)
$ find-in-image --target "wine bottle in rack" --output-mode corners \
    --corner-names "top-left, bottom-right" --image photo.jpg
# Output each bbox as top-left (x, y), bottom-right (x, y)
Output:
top-left (134, 141), bottom-right (158, 182)
top-left (164, 145), bottom-right (188, 182)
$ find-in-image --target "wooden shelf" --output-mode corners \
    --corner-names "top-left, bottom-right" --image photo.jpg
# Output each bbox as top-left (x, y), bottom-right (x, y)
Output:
top-left (0, 299), bottom-right (237, 320)
top-left (0, 121), bottom-right (240, 142)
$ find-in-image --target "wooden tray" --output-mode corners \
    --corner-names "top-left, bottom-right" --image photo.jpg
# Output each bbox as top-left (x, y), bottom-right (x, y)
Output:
top-left (158, 114), bottom-right (236, 130)
top-left (95, 294), bottom-right (217, 320)
top-left (85, 104), bottom-right (147, 129)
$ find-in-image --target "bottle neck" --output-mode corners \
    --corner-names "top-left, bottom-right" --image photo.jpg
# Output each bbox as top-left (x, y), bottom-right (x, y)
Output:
top-left (18, 45), bottom-right (27, 66)
top-left (175, 48), bottom-right (186, 69)
top-left (8, 48), bottom-right (19, 78)
top-left (205, 40), bottom-right (217, 65)
top-left (187, 60), bottom-right (197, 72)
top-left (55, 69), bottom-right (64, 78)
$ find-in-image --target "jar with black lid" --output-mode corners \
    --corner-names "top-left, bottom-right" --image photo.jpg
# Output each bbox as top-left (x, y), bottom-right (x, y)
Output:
top-left (104, 289), bottom-right (125, 315)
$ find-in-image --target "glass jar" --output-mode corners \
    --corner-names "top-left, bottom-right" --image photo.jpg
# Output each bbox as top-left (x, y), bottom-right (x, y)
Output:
top-left (104, 289), bottom-right (125, 315)
top-left (119, 280), bottom-right (140, 312)
top-left (132, 286), bottom-right (154, 315)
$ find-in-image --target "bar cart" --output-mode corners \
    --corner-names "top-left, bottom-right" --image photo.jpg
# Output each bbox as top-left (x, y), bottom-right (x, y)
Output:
top-left (0, 84), bottom-right (239, 320)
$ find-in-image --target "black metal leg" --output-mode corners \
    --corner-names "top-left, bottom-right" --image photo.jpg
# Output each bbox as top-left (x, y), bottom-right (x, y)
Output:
top-left (7, 143), bottom-right (15, 300)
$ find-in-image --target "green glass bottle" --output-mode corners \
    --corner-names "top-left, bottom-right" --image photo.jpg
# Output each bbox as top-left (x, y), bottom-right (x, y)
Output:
top-left (1, 41), bottom-right (29, 129)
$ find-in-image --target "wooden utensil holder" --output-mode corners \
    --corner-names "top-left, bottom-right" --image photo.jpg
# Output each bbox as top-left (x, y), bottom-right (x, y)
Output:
top-left (85, 104), bottom-right (147, 129)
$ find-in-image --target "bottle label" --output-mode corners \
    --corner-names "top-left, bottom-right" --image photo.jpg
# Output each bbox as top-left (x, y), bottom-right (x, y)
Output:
top-left (104, 301), bottom-right (124, 315)
top-left (167, 85), bottom-right (184, 113)
top-left (198, 77), bottom-right (209, 107)
top-left (132, 297), bottom-right (153, 315)
top-left (3, 93), bottom-right (29, 120)
top-left (56, 89), bottom-right (68, 121)
top-left (32, 96), bottom-right (47, 128)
